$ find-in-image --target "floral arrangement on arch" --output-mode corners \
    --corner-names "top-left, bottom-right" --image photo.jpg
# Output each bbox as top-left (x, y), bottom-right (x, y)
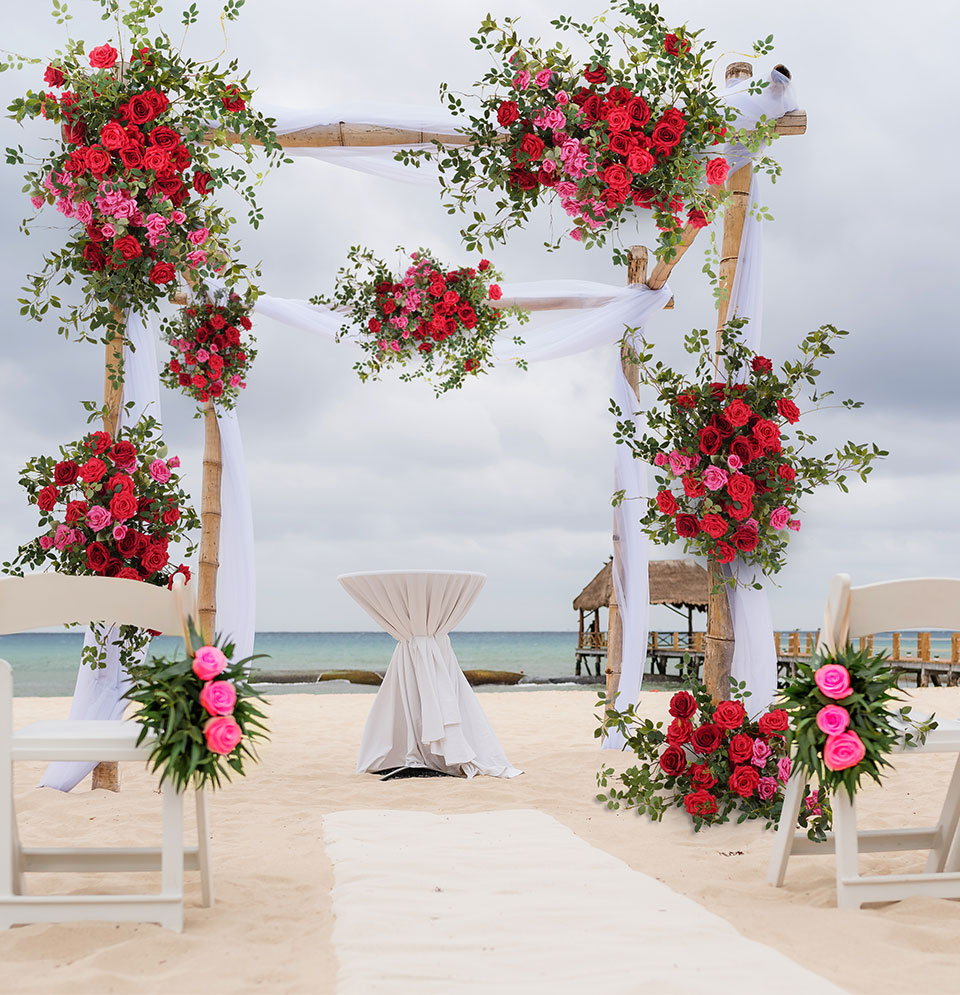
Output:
top-left (597, 682), bottom-right (830, 833)
top-left (2, 413), bottom-right (199, 670)
top-left (780, 645), bottom-right (936, 802)
top-left (161, 291), bottom-right (256, 411)
top-left (615, 321), bottom-right (886, 579)
top-left (7, 0), bottom-right (283, 345)
top-left (313, 246), bottom-right (528, 395)
top-left (405, 2), bottom-right (781, 258)
top-left (125, 627), bottom-right (268, 791)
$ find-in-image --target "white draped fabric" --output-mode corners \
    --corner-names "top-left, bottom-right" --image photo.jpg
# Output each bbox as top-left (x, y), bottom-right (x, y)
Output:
top-left (41, 311), bottom-right (160, 791)
top-left (339, 570), bottom-right (521, 778)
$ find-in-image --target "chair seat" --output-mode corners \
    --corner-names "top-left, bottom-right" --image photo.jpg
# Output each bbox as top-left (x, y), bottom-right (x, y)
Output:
top-left (12, 719), bottom-right (154, 762)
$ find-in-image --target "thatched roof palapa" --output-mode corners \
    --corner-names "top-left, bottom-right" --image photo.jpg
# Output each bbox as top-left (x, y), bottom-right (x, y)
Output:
top-left (573, 559), bottom-right (708, 613)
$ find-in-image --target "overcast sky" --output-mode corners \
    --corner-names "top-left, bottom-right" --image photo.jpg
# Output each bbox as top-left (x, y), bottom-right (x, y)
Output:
top-left (0, 0), bottom-right (957, 634)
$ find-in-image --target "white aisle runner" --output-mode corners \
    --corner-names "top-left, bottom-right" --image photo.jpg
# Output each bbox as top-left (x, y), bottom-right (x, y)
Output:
top-left (323, 809), bottom-right (843, 994)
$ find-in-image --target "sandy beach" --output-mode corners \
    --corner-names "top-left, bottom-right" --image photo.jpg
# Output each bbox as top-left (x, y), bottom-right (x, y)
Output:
top-left (3, 686), bottom-right (960, 995)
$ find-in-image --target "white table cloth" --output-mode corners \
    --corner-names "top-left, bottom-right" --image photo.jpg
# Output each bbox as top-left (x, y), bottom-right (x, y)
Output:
top-left (338, 570), bottom-right (521, 778)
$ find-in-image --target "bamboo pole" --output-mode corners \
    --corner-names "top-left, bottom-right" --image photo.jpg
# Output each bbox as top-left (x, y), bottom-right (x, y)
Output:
top-left (197, 403), bottom-right (223, 645)
top-left (702, 61), bottom-right (756, 703)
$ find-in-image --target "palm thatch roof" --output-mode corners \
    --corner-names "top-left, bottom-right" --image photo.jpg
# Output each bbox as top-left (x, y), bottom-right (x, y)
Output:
top-left (573, 558), bottom-right (708, 612)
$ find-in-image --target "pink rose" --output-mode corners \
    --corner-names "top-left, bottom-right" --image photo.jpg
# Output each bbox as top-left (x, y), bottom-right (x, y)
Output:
top-left (726, 454), bottom-right (742, 470)
top-left (513, 70), bottom-right (530, 90)
top-left (188, 227), bottom-right (209, 245)
top-left (668, 450), bottom-right (692, 476)
top-left (30, 194), bottom-right (44, 209)
top-left (653, 453), bottom-right (668, 467)
top-left (805, 792), bottom-right (822, 816)
top-left (788, 519), bottom-right (801, 531)
top-left (204, 715), bottom-right (242, 755)
top-left (816, 704), bottom-right (851, 736)
top-left (193, 645), bottom-right (228, 680)
top-left (149, 459), bottom-right (171, 483)
top-left (777, 756), bottom-right (791, 782)
top-left (814, 663), bottom-right (852, 700)
top-left (171, 210), bottom-right (187, 224)
top-left (751, 738), bottom-right (772, 767)
top-left (757, 776), bottom-right (778, 801)
top-left (168, 456), bottom-right (181, 468)
top-left (823, 730), bottom-right (866, 771)
top-left (770, 505), bottom-right (791, 530)
top-left (702, 466), bottom-right (729, 491)
top-left (199, 680), bottom-right (237, 716)
top-left (535, 68), bottom-right (553, 89)
top-left (39, 535), bottom-right (54, 550)
top-left (112, 523), bottom-right (127, 541)
top-left (86, 505), bottom-right (113, 531)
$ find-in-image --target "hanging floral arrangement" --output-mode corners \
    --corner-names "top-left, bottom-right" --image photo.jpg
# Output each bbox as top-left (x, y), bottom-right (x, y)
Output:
top-left (616, 321), bottom-right (886, 579)
top-left (313, 246), bottom-right (528, 394)
top-left (160, 291), bottom-right (257, 411)
top-left (3, 414), bottom-right (200, 670)
top-left (7, 0), bottom-right (284, 345)
top-left (403, 2), bottom-right (781, 258)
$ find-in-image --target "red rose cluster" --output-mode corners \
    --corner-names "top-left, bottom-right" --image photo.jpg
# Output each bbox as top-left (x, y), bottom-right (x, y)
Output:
top-left (162, 295), bottom-right (256, 410)
top-left (656, 689), bottom-right (792, 825)
top-left (649, 354), bottom-right (803, 567)
top-left (13, 423), bottom-right (197, 590)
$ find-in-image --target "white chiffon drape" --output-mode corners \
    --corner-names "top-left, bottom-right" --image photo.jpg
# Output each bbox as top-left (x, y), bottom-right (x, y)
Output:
top-left (339, 570), bottom-right (521, 778)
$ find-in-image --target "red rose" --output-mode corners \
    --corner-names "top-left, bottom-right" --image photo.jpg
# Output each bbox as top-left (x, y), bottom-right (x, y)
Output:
top-left (37, 485), bottom-right (59, 512)
top-left (713, 699), bottom-right (747, 730)
top-left (162, 507), bottom-right (180, 526)
top-left (147, 124), bottom-right (180, 149)
top-left (627, 96), bottom-right (651, 128)
top-left (149, 262), bottom-right (176, 284)
top-left (220, 84), bottom-right (246, 112)
top-left (110, 491), bottom-right (138, 522)
top-left (689, 763), bottom-right (717, 789)
top-left (728, 765), bottom-right (760, 798)
top-left (687, 208), bottom-right (708, 229)
top-left (712, 414), bottom-right (736, 439)
top-left (727, 732), bottom-right (754, 764)
top-left (698, 425), bottom-right (722, 455)
top-left (142, 89), bottom-right (169, 116)
top-left (658, 744), bottom-right (687, 777)
top-left (87, 431), bottom-right (111, 453)
top-left (583, 65), bottom-right (607, 85)
top-left (700, 514), bottom-right (728, 539)
top-left (82, 242), bottom-right (107, 271)
top-left (117, 144), bottom-right (144, 170)
top-left (110, 441), bottom-right (137, 470)
top-left (116, 529), bottom-right (140, 557)
top-left (85, 146), bottom-right (112, 176)
top-left (666, 717), bottom-right (693, 746)
top-left (675, 393), bottom-right (695, 409)
top-left (758, 709), bottom-right (790, 736)
top-left (751, 355), bottom-right (773, 374)
top-left (89, 44), bottom-right (118, 69)
top-left (85, 541), bottom-right (110, 573)
top-left (777, 464), bottom-right (796, 482)
top-left (607, 132), bottom-right (634, 157)
top-left (520, 133), bottom-right (545, 161)
top-left (727, 498), bottom-right (753, 522)
top-left (496, 100), bottom-right (519, 127)
top-left (726, 474), bottom-right (756, 503)
top-left (777, 398), bottom-right (800, 424)
top-left (142, 144), bottom-right (172, 172)
top-left (193, 170), bottom-right (212, 195)
top-left (580, 94), bottom-right (602, 121)
top-left (690, 723), bottom-right (722, 754)
top-left (113, 235), bottom-right (142, 261)
top-left (53, 460), bottom-right (79, 486)
top-left (65, 500), bottom-right (88, 523)
top-left (141, 543), bottom-right (169, 574)
top-left (684, 789), bottom-right (717, 818)
top-left (664, 33), bottom-right (691, 57)
top-left (752, 419), bottom-right (781, 450)
top-left (668, 690), bottom-right (697, 719)
top-left (508, 166), bottom-right (538, 191)
top-left (731, 525), bottom-right (760, 553)
top-left (602, 163), bottom-right (631, 190)
top-left (651, 121), bottom-right (683, 154)
top-left (705, 157), bottom-right (729, 186)
top-left (730, 437), bottom-right (758, 466)
top-left (105, 472), bottom-right (134, 494)
top-left (713, 541), bottom-right (736, 564)
top-left (116, 567), bottom-right (141, 581)
top-left (656, 490), bottom-right (678, 516)
top-left (79, 457), bottom-right (107, 483)
top-left (121, 94), bottom-right (154, 125)
top-left (724, 398), bottom-right (752, 427)
top-left (99, 120), bottom-right (128, 150)
top-left (44, 64), bottom-right (65, 87)
top-left (605, 105), bottom-right (632, 133)
top-left (675, 514), bottom-right (699, 539)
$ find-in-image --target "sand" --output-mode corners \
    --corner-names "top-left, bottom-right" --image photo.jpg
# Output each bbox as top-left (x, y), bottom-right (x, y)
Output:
top-left (3, 686), bottom-right (960, 995)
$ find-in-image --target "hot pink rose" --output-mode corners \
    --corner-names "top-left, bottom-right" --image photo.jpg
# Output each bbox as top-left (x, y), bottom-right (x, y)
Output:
top-left (199, 680), bottom-right (237, 716)
top-left (702, 466), bottom-right (729, 491)
top-left (204, 715), bottom-right (242, 755)
top-left (814, 663), bottom-right (852, 700)
top-left (149, 459), bottom-right (171, 483)
top-left (751, 738), bottom-right (772, 768)
top-left (823, 730), bottom-right (866, 771)
top-left (770, 505), bottom-right (791, 530)
top-left (86, 505), bottom-right (113, 532)
top-left (816, 704), bottom-right (851, 736)
top-left (757, 776), bottom-right (778, 801)
top-left (39, 535), bottom-right (54, 550)
top-left (192, 645), bottom-right (228, 680)
top-left (777, 756), bottom-right (792, 782)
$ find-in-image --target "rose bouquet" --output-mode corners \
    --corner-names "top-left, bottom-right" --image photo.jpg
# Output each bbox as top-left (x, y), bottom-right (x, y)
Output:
top-left (125, 629), bottom-right (268, 790)
top-left (597, 682), bottom-right (828, 831)
top-left (313, 246), bottom-right (528, 394)
top-left (617, 321), bottom-right (886, 579)
top-left (7, 0), bottom-right (283, 344)
top-left (405, 2), bottom-right (780, 257)
top-left (780, 646), bottom-right (936, 802)
top-left (3, 414), bottom-right (199, 669)
top-left (160, 291), bottom-right (256, 411)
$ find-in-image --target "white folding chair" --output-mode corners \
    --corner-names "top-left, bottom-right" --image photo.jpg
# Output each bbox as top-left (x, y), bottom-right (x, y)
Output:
top-left (0, 574), bottom-right (213, 931)
top-left (768, 573), bottom-right (960, 908)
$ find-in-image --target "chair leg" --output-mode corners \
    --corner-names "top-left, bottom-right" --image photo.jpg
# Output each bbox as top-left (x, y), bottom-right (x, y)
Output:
top-left (832, 790), bottom-right (861, 909)
top-left (926, 754), bottom-right (960, 873)
top-left (195, 787), bottom-right (214, 908)
top-left (160, 781), bottom-right (184, 932)
top-left (767, 769), bottom-right (805, 887)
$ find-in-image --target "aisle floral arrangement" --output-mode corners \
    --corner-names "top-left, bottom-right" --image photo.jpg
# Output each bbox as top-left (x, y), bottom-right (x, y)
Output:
top-left (780, 646), bottom-right (936, 801)
top-left (404, 2), bottom-right (780, 257)
top-left (616, 320), bottom-right (886, 580)
top-left (3, 415), bottom-right (199, 669)
top-left (125, 627), bottom-right (268, 790)
top-left (7, 0), bottom-right (283, 345)
top-left (314, 246), bottom-right (528, 394)
top-left (597, 681), bottom-right (829, 833)
top-left (160, 292), bottom-right (257, 411)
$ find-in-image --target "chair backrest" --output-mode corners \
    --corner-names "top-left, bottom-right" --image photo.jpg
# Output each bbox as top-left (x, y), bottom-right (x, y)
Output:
top-left (0, 574), bottom-right (193, 640)
top-left (818, 574), bottom-right (960, 653)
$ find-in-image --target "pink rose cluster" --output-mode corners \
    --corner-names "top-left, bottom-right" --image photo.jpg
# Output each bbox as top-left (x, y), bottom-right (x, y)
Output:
top-left (192, 645), bottom-right (242, 756)
top-left (813, 663), bottom-right (866, 771)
